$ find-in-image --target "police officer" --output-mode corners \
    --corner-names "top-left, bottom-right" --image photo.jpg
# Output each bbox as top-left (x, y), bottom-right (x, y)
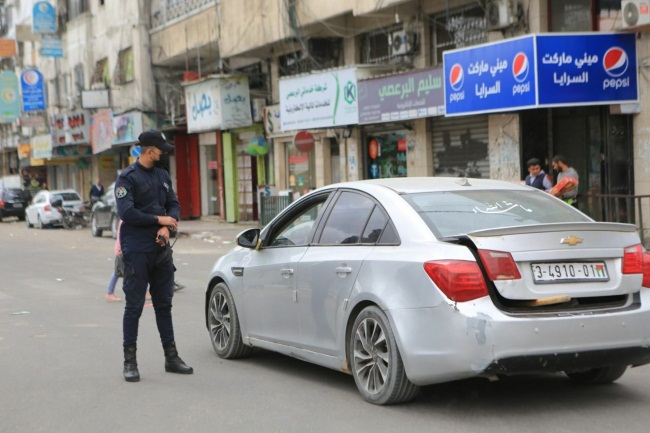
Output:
top-left (115, 130), bottom-right (193, 382)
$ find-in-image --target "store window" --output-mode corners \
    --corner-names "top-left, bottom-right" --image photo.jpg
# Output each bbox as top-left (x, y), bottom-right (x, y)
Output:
top-left (367, 131), bottom-right (408, 179)
top-left (549, 0), bottom-right (621, 31)
top-left (286, 143), bottom-right (315, 199)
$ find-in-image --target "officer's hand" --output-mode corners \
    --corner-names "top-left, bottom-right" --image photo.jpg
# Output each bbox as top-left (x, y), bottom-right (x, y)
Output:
top-left (156, 227), bottom-right (170, 247)
top-left (157, 215), bottom-right (178, 230)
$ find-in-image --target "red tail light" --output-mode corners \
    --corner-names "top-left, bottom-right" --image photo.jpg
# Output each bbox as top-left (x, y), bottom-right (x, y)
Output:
top-left (44, 205), bottom-right (51, 211)
top-left (0, 199), bottom-right (4, 208)
top-left (622, 244), bottom-right (643, 274)
top-left (478, 249), bottom-right (521, 281)
top-left (643, 252), bottom-right (650, 288)
top-left (423, 261), bottom-right (488, 302)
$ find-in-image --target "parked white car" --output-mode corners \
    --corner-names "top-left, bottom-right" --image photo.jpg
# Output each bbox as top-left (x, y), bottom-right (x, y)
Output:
top-left (25, 189), bottom-right (84, 229)
top-left (205, 177), bottom-right (650, 405)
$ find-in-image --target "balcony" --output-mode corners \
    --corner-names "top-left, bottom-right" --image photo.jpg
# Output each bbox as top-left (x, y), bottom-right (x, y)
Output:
top-left (150, 0), bottom-right (217, 31)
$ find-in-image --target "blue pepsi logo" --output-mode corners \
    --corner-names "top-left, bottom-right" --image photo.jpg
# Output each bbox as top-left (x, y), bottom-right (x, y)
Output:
top-left (449, 64), bottom-right (464, 91)
top-left (603, 47), bottom-right (628, 78)
top-left (512, 52), bottom-right (529, 83)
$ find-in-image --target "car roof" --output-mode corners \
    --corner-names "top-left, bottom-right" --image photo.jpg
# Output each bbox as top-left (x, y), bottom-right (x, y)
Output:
top-left (323, 177), bottom-right (531, 195)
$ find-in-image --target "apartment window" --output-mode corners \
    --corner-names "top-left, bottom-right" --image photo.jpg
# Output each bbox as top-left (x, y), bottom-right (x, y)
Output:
top-left (67, 0), bottom-right (89, 20)
top-left (91, 58), bottom-right (110, 87)
top-left (114, 47), bottom-right (134, 84)
top-left (430, 4), bottom-right (487, 66)
top-left (74, 64), bottom-right (84, 105)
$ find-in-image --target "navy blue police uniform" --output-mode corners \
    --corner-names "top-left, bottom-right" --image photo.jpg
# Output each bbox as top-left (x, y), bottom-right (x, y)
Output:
top-left (115, 148), bottom-right (180, 349)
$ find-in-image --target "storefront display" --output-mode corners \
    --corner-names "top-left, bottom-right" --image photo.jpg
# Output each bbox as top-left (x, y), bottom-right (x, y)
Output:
top-left (366, 131), bottom-right (407, 179)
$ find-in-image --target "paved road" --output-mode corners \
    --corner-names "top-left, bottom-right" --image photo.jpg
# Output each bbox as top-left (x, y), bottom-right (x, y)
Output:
top-left (2, 218), bottom-right (650, 433)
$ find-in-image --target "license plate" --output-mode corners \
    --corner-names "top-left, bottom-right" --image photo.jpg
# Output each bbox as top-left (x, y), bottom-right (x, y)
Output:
top-left (12, 203), bottom-right (22, 208)
top-left (531, 262), bottom-right (609, 283)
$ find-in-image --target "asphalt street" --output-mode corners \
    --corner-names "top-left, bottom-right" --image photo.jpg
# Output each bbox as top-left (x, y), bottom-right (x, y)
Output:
top-left (2, 217), bottom-right (650, 433)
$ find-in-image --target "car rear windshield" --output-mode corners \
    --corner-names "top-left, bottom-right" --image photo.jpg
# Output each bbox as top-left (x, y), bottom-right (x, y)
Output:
top-left (404, 189), bottom-right (591, 237)
top-left (53, 192), bottom-right (82, 201)
top-left (3, 189), bottom-right (29, 200)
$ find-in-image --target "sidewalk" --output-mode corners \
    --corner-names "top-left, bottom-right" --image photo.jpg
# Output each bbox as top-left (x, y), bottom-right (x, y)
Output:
top-left (176, 216), bottom-right (258, 243)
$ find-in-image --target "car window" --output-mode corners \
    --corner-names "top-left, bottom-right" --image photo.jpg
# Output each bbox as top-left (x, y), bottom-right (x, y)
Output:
top-left (318, 191), bottom-right (376, 245)
top-left (3, 189), bottom-right (28, 200)
top-left (404, 189), bottom-right (591, 238)
top-left (269, 200), bottom-right (327, 247)
top-left (56, 192), bottom-right (82, 201)
top-left (360, 206), bottom-right (388, 244)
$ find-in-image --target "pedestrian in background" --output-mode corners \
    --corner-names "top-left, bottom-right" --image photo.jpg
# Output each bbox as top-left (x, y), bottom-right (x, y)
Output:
top-left (90, 178), bottom-right (104, 204)
top-left (552, 155), bottom-right (580, 206)
top-left (115, 130), bottom-right (192, 383)
top-left (524, 158), bottom-right (552, 192)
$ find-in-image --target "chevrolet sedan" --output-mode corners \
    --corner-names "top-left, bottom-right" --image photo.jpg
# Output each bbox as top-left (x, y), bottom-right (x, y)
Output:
top-left (204, 177), bottom-right (650, 405)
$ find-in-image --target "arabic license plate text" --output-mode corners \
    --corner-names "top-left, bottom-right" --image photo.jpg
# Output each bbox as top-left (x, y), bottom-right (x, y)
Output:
top-left (531, 262), bottom-right (609, 283)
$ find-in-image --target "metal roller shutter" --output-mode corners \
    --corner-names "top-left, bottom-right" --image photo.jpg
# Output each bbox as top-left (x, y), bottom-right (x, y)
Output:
top-left (431, 115), bottom-right (489, 179)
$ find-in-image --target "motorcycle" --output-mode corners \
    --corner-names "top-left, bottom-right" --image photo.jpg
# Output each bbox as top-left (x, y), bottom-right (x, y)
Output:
top-left (50, 198), bottom-right (91, 229)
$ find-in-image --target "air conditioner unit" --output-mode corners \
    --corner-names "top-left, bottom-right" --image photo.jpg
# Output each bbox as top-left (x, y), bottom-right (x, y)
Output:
top-left (486, 0), bottom-right (518, 30)
top-left (390, 30), bottom-right (412, 56)
top-left (622, 0), bottom-right (650, 28)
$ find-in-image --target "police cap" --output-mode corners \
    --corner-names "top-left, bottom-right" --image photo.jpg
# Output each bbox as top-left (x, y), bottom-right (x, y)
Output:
top-left (138, 130), bottom-right (175, 152)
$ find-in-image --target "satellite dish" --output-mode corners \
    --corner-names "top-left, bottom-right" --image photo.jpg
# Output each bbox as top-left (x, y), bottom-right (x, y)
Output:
top-left (624, 2), bottom-right (640, 27)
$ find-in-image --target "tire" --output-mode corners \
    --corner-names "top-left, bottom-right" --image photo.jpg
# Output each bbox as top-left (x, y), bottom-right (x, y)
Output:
top-left (349, 306), bottom-right (419, 405)
top-left (91, 214), bottom-right (103, 237)
top-left (207, 282), bottom-right (252, 359)
top-left (566, 365), bottom-right (627, 384)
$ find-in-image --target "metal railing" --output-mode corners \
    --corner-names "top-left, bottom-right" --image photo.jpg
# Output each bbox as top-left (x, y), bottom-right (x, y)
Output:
top-left (259, 195), bottom-right (292, 228)
top-left (150, 0), bottom-right (216, 30)
top-left (584, 193), bottom-right (650, 246)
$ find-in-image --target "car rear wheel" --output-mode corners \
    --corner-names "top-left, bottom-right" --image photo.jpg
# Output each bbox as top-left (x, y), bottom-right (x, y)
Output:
top-left (91, 213), bottom-right (103, 237)
top-left (566, 365), bottom-right (627, 384)
top-left (207, 282), bottom-right (252, 359)
top-left (350, 306), bottom-right (419, 405)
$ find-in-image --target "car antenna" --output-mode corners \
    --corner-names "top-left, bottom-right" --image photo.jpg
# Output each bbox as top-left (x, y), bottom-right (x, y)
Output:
top-left (455, 177), bottom-right (471, 187)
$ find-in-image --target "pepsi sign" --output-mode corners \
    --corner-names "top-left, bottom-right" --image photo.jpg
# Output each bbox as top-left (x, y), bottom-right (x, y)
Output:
top-left (536, 33), bottom-right (637, 106)
top-left (444, 35), bottom-right (537, 116)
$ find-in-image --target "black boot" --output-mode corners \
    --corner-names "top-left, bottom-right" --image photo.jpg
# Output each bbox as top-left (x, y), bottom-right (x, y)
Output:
top-left (163, 341), bottom-right (193, 374)
top-left (123, 346), bottom-right (140, 382)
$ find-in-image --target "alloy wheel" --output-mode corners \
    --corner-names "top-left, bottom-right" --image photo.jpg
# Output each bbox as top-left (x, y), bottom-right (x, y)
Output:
top-left (209, 291), bottom-right (231, 351)
top-left (353, 317), bottom-right (389, 395)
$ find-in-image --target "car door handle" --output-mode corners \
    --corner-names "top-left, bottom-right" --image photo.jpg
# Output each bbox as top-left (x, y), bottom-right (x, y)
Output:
top-left (335, 266), bottom-right (352, 274)
top-left (280, 268), bottom-right (294, 277)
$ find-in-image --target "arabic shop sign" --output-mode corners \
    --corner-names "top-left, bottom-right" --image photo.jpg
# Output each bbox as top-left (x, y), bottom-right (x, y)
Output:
top-left (279, 67), bottom-right (358, 130)
top-left (113, 111), bottom-right (156, 145)
top-left (184, 76), bottom-right (253, 133)
top-left (50, 110), bottom-right (91, 146)
top-left (33, 2), bottom-right (57, 34)
top-left (20, 69), bottom-right (46, 112)
top-left (358, 68), bottom-right (445, 124)
top-left (0, 71), bottom-right (21, 123)
top-left (444, 33), bottom-right (638, 116)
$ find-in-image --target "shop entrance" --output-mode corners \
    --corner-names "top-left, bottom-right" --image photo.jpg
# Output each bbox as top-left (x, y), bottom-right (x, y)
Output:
top-left (520, 107), bottom-right (633, 221)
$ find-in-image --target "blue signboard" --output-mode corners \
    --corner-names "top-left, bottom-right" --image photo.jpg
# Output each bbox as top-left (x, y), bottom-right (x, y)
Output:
top-left (536, 33), bottom-right (638, 106)
top-left (443, 33), bottom-right (638, 116)
top-left (33, 2), bottom-right (57, 34)
top-left (0, 71), bottom-right (21, 123)
top-left (444, 35), bottom-right (537, 116)
top-left (21, 69), bottom-right (46, 112)
top-left (41, 36), bottom-right (63, 58)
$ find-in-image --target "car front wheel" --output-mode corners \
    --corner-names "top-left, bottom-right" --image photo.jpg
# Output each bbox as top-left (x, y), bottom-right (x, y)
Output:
top-left (566, 365), bottom-right (627, 384)
top-left (350, 306), bottom-right (419, 405)
top-left (207, 282), bottom-right (252, 359)
top-left (91, 213), bottom-right (103, 237)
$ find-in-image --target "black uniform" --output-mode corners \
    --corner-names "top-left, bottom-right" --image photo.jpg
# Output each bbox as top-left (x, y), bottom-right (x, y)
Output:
top-left (115, 160), bottom-right (180, 348)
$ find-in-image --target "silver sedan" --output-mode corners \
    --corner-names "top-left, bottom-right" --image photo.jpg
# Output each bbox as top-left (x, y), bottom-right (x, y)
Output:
top-left (204, 177), bottom-right (650, 405)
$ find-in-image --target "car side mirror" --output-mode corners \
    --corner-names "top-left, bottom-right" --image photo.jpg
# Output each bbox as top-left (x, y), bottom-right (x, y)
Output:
top-left (50, 198), bottom-right (63, 208)
top-left (237, 228), bottom-right (261, 249)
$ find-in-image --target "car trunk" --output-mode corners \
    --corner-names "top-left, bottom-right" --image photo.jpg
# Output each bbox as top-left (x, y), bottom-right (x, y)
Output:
top-left (464, 222), bottom-right (644, 313)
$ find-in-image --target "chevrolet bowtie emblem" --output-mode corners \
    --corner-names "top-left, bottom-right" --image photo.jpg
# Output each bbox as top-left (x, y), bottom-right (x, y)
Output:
top-left (561, 236), bottom-right (583, 246)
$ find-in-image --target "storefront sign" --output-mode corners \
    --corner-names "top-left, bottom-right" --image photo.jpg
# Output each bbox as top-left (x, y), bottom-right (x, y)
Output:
top-left (444, 33), bottom-right (638, 116)
top-left (263, 105), bottom-right (284, 138)
top-left (91, 109), bottom-right (114, 154)
top-left (0, 39), bottom-right (17, 57)
top-left (444, 35), bottom-right (537, 116)
top-left (112, 111), bottom-right (156, 145)
top-left (33, 2), bottom-right (56, 34)
top-left (21, 69), bottom-right (46, 111)
top-left (536, 33), bottom-right (638, 106)
top-left (40, 36), bottom-right (63, 58)
top-left (32, 134), bottom-right (53, 159)
top-left (279, 67), bottom-right (359, 130)
top-left (358, 68), bottom-right (445, 124)
top-left (0, 71), bottom-right (21, 123)
top-left (184, 76), bottom-right (253, 133)
top-left (50, 110), bottom-right (91, 146)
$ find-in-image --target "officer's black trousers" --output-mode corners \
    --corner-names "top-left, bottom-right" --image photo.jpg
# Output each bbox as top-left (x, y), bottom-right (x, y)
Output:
top-left (122, 249), bottom-right (175, 348)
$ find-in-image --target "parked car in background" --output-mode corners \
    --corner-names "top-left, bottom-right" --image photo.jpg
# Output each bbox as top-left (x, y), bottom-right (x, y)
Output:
top-left (0, 186), bottom-right (30, 221)
top-left (91, 182), bottom-right (118, 238)
top-left (25, 189), bottom-right (85, 229)
top-left (205, 177), bottom-right (650, 405)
